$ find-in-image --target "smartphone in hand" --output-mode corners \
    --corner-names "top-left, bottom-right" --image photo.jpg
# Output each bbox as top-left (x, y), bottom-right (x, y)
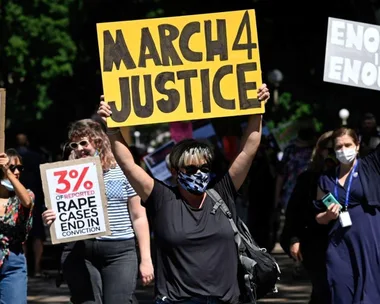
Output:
top-left (322, 192), bottom-right (342, 210)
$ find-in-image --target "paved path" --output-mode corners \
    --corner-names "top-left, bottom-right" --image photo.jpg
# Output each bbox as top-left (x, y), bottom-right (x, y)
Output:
top-left (27, 244), bottom-right (312, 304)
top-left (28, 276), bottom-right (70, 304)
top-left (257, 244), bottom-right (312, 304)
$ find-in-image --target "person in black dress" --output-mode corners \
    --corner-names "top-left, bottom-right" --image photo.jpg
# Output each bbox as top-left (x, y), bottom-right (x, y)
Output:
top-left (281, 130), bottom-right (336, 304)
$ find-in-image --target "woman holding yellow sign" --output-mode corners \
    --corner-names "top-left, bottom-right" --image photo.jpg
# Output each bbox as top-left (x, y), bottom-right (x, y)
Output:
top-left (98, 83), bottom-right (269, 304)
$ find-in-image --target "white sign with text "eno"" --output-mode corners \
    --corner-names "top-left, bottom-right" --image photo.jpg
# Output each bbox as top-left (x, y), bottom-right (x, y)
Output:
top-left (324, 17), bottom-right (380, 91)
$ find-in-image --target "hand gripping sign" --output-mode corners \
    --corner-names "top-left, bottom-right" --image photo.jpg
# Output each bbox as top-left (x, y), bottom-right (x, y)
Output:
top-left (40, 157), bottom-right (110, 244)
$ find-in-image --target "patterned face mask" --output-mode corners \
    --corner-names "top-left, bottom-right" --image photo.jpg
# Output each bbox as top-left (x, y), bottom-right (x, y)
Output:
top-left (177, 170), bottom-right (210, 195)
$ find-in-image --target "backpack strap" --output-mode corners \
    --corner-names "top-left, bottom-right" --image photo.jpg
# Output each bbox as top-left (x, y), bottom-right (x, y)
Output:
top-left (207, 189), bottom-right (261, 251)
top-left (207, 189), bottom-right (243, 250)
top-left (207, 189), bottom-right (258, 303)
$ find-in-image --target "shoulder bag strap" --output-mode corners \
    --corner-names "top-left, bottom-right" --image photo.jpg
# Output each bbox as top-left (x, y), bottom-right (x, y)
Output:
top-left (207, 189), bottom-right (242, 248)
top-left (207, 189), bottom-right (258, 303)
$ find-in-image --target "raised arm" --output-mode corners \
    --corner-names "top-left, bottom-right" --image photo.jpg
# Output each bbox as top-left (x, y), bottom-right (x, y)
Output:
top-left (0, 153), bottom-right (34, 209)
top-left (97, 102), bottom-right (154, 202)
top-left (228, 83), bottom-right (269, 191)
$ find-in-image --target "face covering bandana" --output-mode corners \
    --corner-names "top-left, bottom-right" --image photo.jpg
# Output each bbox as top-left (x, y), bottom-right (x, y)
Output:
top-left (335, 148), bottom-right (357, 165)
top-left (177, 171), bottom-right (210, 195)
top-left (1, 179), bottom-right (14, 192)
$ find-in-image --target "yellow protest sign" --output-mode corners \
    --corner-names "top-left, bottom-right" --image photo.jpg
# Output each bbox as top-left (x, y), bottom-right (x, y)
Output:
top-left (97, 10), bottom-right (263, 127)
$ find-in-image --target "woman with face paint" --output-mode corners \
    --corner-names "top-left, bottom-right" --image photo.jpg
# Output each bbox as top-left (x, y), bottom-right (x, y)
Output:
top-left (315, 127), bottom-right (380, 303)
top-left (42, 119), bottom-right (154, 304)
top-left (97, 84), bottom-right (270, 304)
top-left (0, 148), bottom-right (34, 303)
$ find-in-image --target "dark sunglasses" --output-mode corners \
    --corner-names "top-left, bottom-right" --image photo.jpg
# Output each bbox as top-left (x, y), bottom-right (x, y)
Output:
top-left (183, 164), bottom-right (210, 175)
top-left (9, 165), bottom-right (24, 173)
top-left (69, 140), bottom-right (89, 150)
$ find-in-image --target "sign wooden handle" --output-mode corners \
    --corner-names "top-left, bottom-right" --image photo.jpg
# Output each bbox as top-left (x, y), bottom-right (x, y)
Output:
top-left (0, 88), bottom-right (6, 154)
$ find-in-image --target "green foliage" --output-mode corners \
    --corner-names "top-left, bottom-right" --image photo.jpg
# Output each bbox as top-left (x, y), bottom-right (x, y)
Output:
top-left (146, 8), bottom-right (165, 18)
top-left (1, 0), bottom-right (77, 121)
top-left (266, 92), bottom-right (323, 132)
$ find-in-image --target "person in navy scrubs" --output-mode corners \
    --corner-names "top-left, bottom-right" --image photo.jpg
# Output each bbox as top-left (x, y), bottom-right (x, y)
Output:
top-left (315, 127), bottom-right (380, 304)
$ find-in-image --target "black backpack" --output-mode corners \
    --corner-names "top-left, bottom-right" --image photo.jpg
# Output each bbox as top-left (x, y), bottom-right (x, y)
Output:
top-left (207, 189), bottom-right (281, 303)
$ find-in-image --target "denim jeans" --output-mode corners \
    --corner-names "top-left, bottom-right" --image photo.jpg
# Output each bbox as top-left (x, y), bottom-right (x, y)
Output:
top-left (0, 251), bottom-right (27, 304)
top-left (63, 238), bottom-right (138, 304)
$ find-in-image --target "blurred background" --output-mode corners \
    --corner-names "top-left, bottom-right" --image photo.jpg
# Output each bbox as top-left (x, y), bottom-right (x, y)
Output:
top-left (1, 0), bottom-right (380, 156)
top-left (2, 2), bottom-right (380, 302)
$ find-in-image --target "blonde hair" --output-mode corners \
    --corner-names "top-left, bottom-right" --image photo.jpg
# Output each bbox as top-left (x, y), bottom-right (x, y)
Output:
top-left (308, 130), bottom-right (333, 173)
top-left (169, 139), bottom-right (213, 170)
top-left (68, 119), bottom-right (116, 171)
top-left (178, 147), bottom-right (212, 167)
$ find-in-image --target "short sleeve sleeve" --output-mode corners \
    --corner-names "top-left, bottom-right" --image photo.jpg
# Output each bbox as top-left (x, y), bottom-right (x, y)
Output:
top-left (212, 173), bottom-right (238, 211)
top-left (312, 197), bottom-right (326, 213)
top-left (125, 178), bottom-right (137, 198)
top-left (142, 179), bottom-right (176, 215)
top-left (314, 174), bottom-right (334, 213)
top-left (317, 167), bottom-right (337, 194)
top-left (361, 145), bottom-right (380, 173)
top-left (318, 174), bottom-right (330, 194)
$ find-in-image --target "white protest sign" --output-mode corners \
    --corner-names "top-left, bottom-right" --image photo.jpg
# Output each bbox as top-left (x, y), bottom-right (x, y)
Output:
top-left (324, 17), bottom-right (380, 90)
top-left (40, 157), bottom-right (110, 244)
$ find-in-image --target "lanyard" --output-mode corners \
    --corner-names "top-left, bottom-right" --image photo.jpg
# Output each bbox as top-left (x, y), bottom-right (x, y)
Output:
top-left (334, 160), bottom-right (358, 210)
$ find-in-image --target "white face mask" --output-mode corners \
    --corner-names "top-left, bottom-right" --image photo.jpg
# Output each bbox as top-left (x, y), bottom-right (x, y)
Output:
top-left (1, 179), bottom-right (14, 192)
top-left (335, 148), bottom-right (357, 164)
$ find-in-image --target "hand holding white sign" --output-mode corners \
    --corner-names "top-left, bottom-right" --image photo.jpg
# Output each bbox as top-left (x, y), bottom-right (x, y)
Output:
top-left (42, 209), bottom-right (56, 226)
top-left (40, 157), bottom-right (110, 244)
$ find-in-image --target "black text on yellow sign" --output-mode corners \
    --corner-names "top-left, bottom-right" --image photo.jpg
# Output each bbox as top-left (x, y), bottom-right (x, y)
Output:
top-left (97, 10), bottom-right (263, 127)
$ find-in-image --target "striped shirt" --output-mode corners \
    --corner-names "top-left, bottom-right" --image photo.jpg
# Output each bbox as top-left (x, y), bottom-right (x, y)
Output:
top-left (97, 165), bottom-right (137, 240)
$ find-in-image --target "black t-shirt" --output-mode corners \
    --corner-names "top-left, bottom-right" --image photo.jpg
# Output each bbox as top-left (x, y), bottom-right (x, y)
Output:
top-left (143, 173), bottom-right (240, 303)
